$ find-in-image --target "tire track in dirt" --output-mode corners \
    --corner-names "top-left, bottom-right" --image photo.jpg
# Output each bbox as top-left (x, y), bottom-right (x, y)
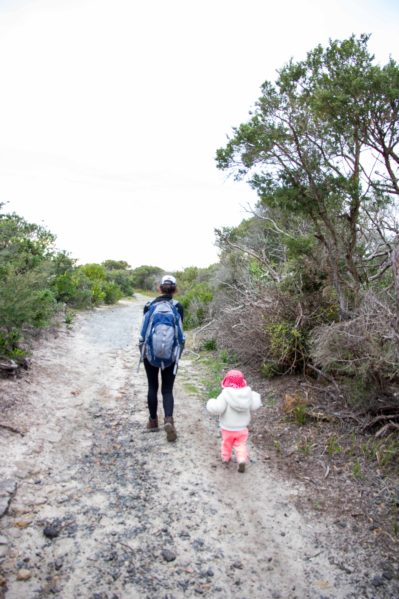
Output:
top-left (0, 299), bottom-right (393, 598)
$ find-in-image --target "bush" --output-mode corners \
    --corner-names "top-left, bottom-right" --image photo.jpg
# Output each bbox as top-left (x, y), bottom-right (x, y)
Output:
top-left (178, 282), bottom-right (213, 329)
top-left (311, 291), bottom-right (399, 388)
top-left (103, 282), bottom-right (123, 305)
top-left (52, 270), bottom-right (93, 308)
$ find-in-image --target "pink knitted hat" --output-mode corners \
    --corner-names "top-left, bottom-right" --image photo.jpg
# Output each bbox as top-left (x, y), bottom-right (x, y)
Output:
top-left (221, 369), bottom-right (247, 389)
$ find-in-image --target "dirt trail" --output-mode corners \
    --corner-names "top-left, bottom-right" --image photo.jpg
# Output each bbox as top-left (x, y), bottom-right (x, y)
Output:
top-left (0, 298), bottom-right (394, 598)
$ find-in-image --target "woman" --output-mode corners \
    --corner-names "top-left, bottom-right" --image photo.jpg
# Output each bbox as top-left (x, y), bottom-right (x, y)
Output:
top-left (139, 274), bottom-right (184, 442)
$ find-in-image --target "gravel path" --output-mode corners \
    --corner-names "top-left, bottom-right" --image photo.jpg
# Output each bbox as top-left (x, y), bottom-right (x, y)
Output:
top-left (0, 298), bottom-right (394, 598)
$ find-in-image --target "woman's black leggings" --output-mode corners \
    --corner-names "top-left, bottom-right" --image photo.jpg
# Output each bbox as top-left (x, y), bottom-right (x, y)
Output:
top-left (144, 359), bottom-right (176, 419)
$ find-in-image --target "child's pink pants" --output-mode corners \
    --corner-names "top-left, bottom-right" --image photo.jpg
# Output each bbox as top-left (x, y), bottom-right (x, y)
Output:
top-left (220, 428), bottom-right (249, 463)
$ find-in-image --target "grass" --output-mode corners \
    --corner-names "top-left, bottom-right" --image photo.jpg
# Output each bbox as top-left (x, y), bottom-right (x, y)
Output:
top-left (361, 435), bottom-right (399, 469)
top-left (200, 349), bottom-right (237, 399)
top-left (64, 308), bottom-right (75, 326)
top-left (326, 435), bottom-right (343, 457)
top-left (292, 403), bottom-right (308, 425)
top-left (352, 459), bottom-right (364, 480)
top-left (298, 436), bottom-right (315, 456)
top-left (183, 382), bottom-right (198, 395)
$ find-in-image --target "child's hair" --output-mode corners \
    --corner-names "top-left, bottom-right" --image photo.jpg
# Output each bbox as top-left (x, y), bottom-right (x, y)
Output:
top-left (222, 369), bottom-right (247, 389)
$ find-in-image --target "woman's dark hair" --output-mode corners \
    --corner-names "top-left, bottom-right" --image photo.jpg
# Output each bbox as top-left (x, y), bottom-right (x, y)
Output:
top-left (160, 283), bottom-right (176, 295)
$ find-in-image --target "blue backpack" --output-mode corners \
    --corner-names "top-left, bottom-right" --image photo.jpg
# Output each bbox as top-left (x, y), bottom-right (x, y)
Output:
top-left (140, 299), bottom-right (184, 369)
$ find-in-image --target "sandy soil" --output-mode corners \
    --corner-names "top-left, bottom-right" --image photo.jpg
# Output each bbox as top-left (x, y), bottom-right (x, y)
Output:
top-left (0, 297), bottom-right (397, 598)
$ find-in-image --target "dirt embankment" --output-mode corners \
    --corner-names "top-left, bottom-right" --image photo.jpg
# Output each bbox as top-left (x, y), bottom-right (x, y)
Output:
top-left (0, 298), bottom-right (398, 598)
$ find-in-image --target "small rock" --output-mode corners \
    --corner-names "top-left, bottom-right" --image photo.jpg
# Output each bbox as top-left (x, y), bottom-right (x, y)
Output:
top-left (232, 560), bottom-right (243, 569)
top-left (0, 545), bottom-right (9, 558)
top-left (179, 530), bottom-right (190, 538)
top-left (54, 559), bottom-right (63, 571)
top-left (56, 496), bottom-right (69, 504)
top-left (371, 575), bottom-right (385, 588)
top-left (0, 497), bottom-right (11, 518)
top-left (280, 531), bottom-right (286, 537)
top-left (0, 574), bottom-right (6, 586)
top-left (162, 549), bottom-right (176, 562)
top-left (0, 535), bottom-right (9, 545)
top-left (16, 569), bottom-right (31, 581)
top-left (43, 524), bottom-right (61, 539)
top-left (0, 479), bottom-right (17, 497)
top-left (192, 538), bottom-right (205, 551)
top-left (382, 570), bottom-right (393, 581)
top-left (207, 567), bottom-right (214, 577)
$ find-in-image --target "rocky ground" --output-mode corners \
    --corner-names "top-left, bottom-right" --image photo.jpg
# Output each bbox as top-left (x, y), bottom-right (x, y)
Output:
top-left (0, 297), bottom-right (398, 598)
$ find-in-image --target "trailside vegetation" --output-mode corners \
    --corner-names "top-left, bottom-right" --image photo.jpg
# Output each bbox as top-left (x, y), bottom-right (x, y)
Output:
top-left (208, 34), bottom-right (399, 424)
top-left (0, 204), bottom-right (137, 364)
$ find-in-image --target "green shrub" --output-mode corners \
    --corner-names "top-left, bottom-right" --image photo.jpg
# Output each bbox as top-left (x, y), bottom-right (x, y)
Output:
top-left (202, 338), bottom-right (217, 351)
top-left (103, 282), bottom-right (123, 305)
top-left (179, 282), bottom-right (213, 329)
top-left (260, 361), bottom-right (279, 378)
top-left (265, 320), bottom-right (307, 374)
top-left (0, 330), bottom-right (20, 358)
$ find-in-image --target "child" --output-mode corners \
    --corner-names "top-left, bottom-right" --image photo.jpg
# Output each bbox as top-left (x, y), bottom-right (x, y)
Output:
top-left (206, 369), bottom-right (261, 473)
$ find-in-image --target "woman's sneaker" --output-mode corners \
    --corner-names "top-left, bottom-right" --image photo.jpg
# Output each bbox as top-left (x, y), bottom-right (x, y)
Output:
top-left (164, 417), bottom-right (177, 442)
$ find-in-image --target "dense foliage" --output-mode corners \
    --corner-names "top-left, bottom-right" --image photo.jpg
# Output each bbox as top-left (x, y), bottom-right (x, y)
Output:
top-left (0, 204), bottom-right (137, 360)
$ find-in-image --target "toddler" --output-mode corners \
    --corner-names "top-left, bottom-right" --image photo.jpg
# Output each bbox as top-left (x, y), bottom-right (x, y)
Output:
top-left (206, 369), bottom-right (261, 472)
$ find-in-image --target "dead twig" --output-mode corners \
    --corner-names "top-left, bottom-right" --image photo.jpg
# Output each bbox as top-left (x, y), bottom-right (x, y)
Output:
top-left (362, 413), bottom-right (399, 432)
top-left (0, 422), bottom-right (25, 436)
top-left (375, 422), bottom-right (399, 437)
top-left (118, 542), bottom-right (135, 554)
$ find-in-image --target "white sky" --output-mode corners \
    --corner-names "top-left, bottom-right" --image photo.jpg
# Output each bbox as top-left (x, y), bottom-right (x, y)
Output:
top-left (1, 0), bottom-right (398, 270)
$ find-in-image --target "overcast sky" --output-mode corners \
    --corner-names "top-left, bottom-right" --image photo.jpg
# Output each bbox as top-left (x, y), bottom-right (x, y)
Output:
top-left (1, 0), bottom-right (398, 270)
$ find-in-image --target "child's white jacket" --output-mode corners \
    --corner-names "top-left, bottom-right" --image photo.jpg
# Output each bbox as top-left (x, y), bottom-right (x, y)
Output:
top-left (206, 386), bottom-right (261, 431)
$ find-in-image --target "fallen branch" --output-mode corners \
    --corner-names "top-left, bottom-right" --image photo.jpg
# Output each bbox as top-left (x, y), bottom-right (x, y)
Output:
top-left (307, 410), bottom-right (336, 422)
top-left (305, 363), bottom-right (342, 396)
top-left (375, 422), bottom-right (399, 437)
top-left (362, 413), bottom-right (399, 432)
top-left (0, 360), bottom-right (19, 372)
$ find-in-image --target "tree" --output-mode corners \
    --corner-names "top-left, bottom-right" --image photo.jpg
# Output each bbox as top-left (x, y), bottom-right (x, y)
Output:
top-left (130, 265), bottom-right (163, 290)
top-left (216, 35), bottom-right (399, 318)
top-left (102, 259), bottom-right (131, 271)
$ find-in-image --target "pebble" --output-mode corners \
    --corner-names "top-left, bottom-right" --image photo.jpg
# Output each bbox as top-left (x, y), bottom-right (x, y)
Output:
top-left (0, 479), bottom-right (17, 497)
top-left (162, 549), bottom-right (177, 562)
top-left (16, 569), bottom-right (32, 581)
top-left (0, 575), bottom-right (6, 586)
top-left (43, 524), bottom-right (61, 539)
top-left (371, 575), bottom-right (385, 587)
top-left (0, 497), bottom-right (11, 518)
top-left (0, 535), bottom-right (9, 545)
top-left (54, 559), bottom-right (63, 571)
